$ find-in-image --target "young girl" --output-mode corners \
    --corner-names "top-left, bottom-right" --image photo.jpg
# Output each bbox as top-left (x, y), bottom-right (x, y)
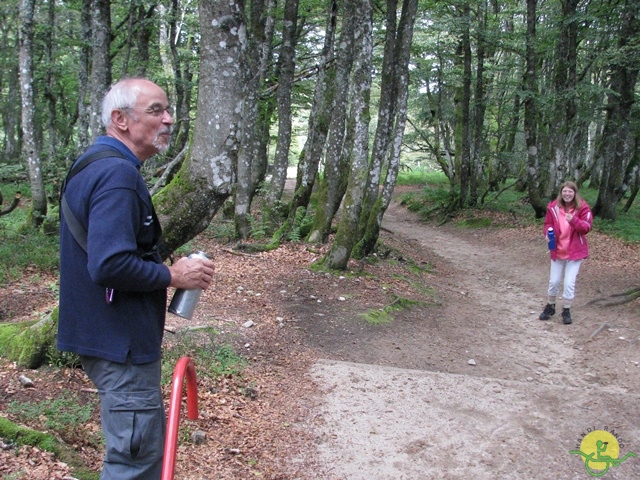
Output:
top-left (539, 181), bottom-right (593, 324)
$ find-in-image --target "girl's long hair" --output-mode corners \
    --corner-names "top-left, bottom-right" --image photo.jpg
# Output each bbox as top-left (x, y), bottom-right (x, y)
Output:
top-left (556, 181), bottom-right (582, 210)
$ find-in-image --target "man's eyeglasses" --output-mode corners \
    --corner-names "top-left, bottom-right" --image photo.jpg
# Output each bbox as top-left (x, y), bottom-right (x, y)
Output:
top-left (123, 105), bottom-right (173, 117)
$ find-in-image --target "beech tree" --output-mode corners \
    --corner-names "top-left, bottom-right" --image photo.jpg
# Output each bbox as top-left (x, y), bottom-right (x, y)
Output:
top-left (285, 0), bottom-right (338, 226)
top-left (19, 0), bottom-right (46, 226)
top-left (355, 0), bottom-right (418, 258)
top-left (592, 1), bottom-right (640, 220)
top-left (323, 0), bottom-right (373, 270)
top-left (523, 0), bottom-right (545, 217)
top-left (264, 0), bottom-right (299, 209)
top-left (307, 2), bottom-right (357, 244)
top-left (153, 0), bottom-right (245, 253)
top-left (235, 0), bottom-right (276, 239)
top-left (89, 0), bottom-right (112, 141)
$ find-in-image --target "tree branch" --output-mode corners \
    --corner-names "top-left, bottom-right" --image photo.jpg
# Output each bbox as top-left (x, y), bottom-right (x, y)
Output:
top-left (0, 192), bottom-right (21, 216)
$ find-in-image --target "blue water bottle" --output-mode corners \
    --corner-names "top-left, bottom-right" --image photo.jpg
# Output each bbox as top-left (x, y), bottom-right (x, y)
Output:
top-left (547, 227), bottom-right (556, 250)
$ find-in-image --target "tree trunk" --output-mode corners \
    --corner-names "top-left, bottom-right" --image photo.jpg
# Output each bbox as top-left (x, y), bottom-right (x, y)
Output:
top-left (90, 0), bottom-right (112, 141)
top-left (19, 0), bottom-right (47, 226)
top-left (3, 60), bottom-right (21, 162)
top-left (323, 0), bottom-right (373, 270)
top-left (470, 0), bottom-right (488, 207)
top-left (355, 0), bottom-right (418, 258)
top-left (623, 163), bottom-right (639, 212)
top-left (592, 3), bottom-right (639, 220)
top-left (360, 0), bottom-right (398, 226)
top-left (524, 0), bottom-right (545, 218)
top-left (249, 9), bottom-right (277, 198)
top-left (265, 0), bottom-right (299, 209)
top-left (457, 1), bottom-right (472, 208)
top-left (154, 0), bottom-right (245, 254)
top-left (307, 3), bottom-right (357, 244)
top-left (545, 0), bottom-right (579, 197)
top-left (135, 5), bottom-right (154, 75)
top-left (76, 0), bottom-right (92, 153)
top-left (286, 0), bottom-right (338, 222)
top-left (44, 0), bottom-right (57, 163)
top-left (168, 0), bottom-right (195, 157)
top-left (235, 0), bottom-right (276, 239)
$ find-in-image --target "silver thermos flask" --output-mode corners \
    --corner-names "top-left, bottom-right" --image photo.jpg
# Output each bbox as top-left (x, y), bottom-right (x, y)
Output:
top-left (168, 251), bottom-right (209, 320)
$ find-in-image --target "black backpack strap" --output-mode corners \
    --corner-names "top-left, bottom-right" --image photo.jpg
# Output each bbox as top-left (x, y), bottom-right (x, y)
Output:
top-left (61, 148), bottom-right (123, 194)
top-left (61, 194), bottom-right (89, 251)
top-left (60, 148), bottom-right (125, 252)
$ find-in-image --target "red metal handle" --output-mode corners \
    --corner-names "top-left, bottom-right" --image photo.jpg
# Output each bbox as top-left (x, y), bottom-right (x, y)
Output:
top-left (161, 356), bottom-right (199, 480)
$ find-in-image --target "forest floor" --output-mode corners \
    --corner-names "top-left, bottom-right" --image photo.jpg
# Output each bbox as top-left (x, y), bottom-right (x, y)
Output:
top-left (1, 185), bottom-right (639, 479)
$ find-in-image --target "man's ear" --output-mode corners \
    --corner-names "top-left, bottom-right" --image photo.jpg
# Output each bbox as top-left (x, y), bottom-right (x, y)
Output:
top-left (110, 109), bottom-right (129, 132)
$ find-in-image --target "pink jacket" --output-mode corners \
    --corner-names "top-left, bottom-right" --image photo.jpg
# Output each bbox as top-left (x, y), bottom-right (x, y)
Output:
top-left (544, 199), bottom-right (592, 261)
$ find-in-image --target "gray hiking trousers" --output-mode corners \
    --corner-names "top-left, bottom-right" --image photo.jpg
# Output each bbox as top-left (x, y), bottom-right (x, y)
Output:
top-left (81, 356), bottom-right (165, 480)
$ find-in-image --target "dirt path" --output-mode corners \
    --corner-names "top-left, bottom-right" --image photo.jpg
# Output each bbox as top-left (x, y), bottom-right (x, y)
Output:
top-left (2, 191), bottom-right (638, 479)
top-left (295, 200), bottom-right (640, 479)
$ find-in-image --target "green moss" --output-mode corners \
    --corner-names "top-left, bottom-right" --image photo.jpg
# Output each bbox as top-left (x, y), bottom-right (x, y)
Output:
top-left (360, 309), bottom-right (393, 325)
top-left (0, 308), bottom-right (58, 368)
top-left (359, 294), bottom-right (431, 325)
top-left (0, 417), bottom-right (99, 480)
top-left (152, 154), bottom-right (196, 206)
top-left (457, 217), bottom-right (492, 228)
top-left (0, 323), bottom-right (28, 357)
top-left (0, 417), bottom-right (59, 452)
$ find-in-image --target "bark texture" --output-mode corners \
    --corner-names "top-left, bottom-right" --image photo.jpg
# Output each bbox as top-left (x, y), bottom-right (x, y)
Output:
top-left (287, 0), bottom-right (338, 219)
top-left (265, 0), bottom-right (299, 208)
top-left (592, 3), bottom-right (639, 220)
top-left (307, 2), bottom-right (357, 244)
top-left (356, 0), bottom-right (418, 258)
top-left (235, 0), bottom-right (275, 239)
top-left (89, 0), bottom-right (111, 141)
top-left (524, 0), bottom-right (545, 218)
top-left (19, 0), bottom-right (47, 225)
top-left (154, 0), bottom-right (246, 253)
top-left (324, 0), bottom-right (373, 270)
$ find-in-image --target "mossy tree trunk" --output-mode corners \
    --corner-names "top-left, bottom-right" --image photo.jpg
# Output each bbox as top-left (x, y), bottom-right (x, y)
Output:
top-left (355, 0), bottom-right (418, 258)
top-left (153, 0), bottom-right (246, 254)
top-left (0, 309), bottom-right (58, 369)
top-left (286, 0), bottom-right (337, 225)
top-left (307, 0), bottom-right (356, 245)
top-left (264, 0), bottom-right (299, 209)
top-left (235, 0), bottom-right (276, 240)
top-left (323, 0), bottom-right (372, 270)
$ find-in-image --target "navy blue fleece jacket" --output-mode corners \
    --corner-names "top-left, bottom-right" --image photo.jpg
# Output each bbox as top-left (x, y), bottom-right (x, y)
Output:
top-left (58, 137), bottom-right (172, 364)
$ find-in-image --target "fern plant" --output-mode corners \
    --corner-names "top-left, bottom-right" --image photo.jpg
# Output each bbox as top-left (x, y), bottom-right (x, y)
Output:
top-left (287, 206), bottom-right (313, 242)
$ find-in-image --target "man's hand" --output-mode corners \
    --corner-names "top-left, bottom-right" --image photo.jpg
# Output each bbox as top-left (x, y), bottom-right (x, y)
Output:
top-left (168, 256), bottom-right (215, 290)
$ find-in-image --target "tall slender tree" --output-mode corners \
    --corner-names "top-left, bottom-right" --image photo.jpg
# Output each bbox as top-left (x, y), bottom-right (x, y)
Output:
top-left (76, 0), bottom-right (92, 153)
top-left (592, 1), bottom-right (640, 220)
top-left (307, 2), bottom-right (357, 244)
top-left (545, 0), bottom-right (580, 197)
top-left (355, 0), bottom-right (418, 258)
top-left (19, 0), bottom-right (46, 225)
top-left (265, 0), bottom-right (300, 210)
top-left (89, 0), bottom-right (112, 140)
top-left (323, 0), bottom-right (373, 270)
top-left (286, 0), bottom-right (338, 221)
top-left (524, 0), bottom-right (545, 217)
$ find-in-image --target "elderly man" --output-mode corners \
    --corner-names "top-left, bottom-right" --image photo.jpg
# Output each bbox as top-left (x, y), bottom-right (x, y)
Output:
top-left (58, 78), bottom-right (215, 479)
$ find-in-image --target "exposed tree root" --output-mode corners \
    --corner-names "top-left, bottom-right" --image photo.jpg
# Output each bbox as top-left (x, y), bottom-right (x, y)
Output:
top-left (586, 287), bottom-right (640, 306)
